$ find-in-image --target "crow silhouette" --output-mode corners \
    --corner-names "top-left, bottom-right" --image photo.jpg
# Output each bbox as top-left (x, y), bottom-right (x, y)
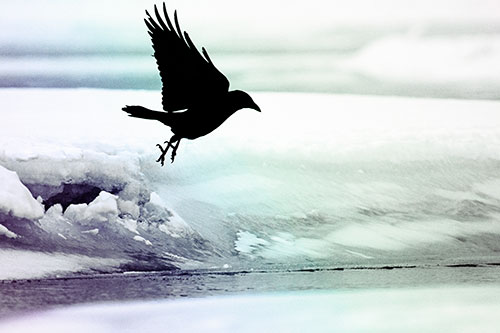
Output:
top-left (122, 3), bottom-right (261, 165)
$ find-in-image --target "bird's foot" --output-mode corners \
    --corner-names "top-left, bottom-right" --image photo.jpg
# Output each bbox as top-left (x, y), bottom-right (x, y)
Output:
top-left (170, 149), bottom-right (177, 163)
top-left (156, 141), bottom-right (172, 166)
top-left (156, 144), bottom-right (167, 166)
top-left (170, 140), bottom-right (181, 163)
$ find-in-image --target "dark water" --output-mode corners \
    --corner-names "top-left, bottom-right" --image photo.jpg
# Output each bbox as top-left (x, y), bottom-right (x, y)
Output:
top-left (2, 264), bottom-right (500, 319)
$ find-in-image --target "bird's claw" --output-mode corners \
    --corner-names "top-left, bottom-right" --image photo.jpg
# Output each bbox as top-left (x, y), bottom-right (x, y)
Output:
top-left (155, 140), bottom-right (179, 166)
top-left (156, 143), bottom-right (169, 166)
top-left (156, 156), bottom-right (165, 166)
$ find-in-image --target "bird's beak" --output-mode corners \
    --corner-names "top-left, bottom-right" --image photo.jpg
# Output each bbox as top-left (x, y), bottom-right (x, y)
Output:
top-left (251, 103), bottom-right (261, 112)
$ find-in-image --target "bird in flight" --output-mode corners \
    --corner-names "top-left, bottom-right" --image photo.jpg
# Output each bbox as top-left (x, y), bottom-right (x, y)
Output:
top-left (123, 3), bottom-right (261, 165)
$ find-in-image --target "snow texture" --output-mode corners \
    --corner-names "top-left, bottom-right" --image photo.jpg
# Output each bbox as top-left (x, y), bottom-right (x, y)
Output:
top-left (0, 89), bottom-right (213, 279)
top-left (0, 165), bottom-right (43, 220)
top-left (0, 249), bottom-right (123, 280)
top-left (2, 88), bottom-right (500, 278)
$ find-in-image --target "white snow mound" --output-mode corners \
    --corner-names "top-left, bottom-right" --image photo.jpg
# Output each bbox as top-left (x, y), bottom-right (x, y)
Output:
top-left (0, 165), bottom-right (44, 220)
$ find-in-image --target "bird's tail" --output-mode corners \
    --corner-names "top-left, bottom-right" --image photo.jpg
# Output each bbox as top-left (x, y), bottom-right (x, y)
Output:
top-left (122, 105), bottom-right (168, 122)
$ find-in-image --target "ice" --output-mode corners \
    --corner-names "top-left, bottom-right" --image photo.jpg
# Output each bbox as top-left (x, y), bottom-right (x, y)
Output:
top-left (344, 34), bottom-right (500, 85)
top-left (473, 179), bottom-right (500, 200)
top-left (0, 89), bottom-right (213, 278)
top-left (133, 235), bottom-right (152, 246)
top-left (0, 165), bottom-right (44, 220)
top-left (0, 249), bottom-right (123, 280)
top-left (344, 249), bottom-right (373, 259)
top-left (81, 229), bottom-right (99, 235)
top-left (234, 231), bottom-right (270, 255)
top-left (117, 199), bottom-right (140, 220)
top-left (327, 219), bottom-right (500, 251)
top-left (149, 192), bottom-right (165, 207)
top-left (0, 224), bottom-right (17, 239)
top-left (118, 218), bottom-right (139, 234)
top-left (2, 88), bottom-right (500, 277)
top-left (1, 286), bottom-right (500, 333)
top-left (64, 191), bottom-right (120, 225)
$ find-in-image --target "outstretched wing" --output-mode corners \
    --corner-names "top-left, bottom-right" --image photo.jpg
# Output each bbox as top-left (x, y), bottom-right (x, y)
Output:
top-left (145, 3), bottom-right (230, 112)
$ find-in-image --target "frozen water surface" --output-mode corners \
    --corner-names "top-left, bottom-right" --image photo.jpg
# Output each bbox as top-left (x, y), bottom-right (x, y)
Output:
top-left (1, 89), bottom-right (500, 278)
top-left (1, 89), bottom-right (500, 331)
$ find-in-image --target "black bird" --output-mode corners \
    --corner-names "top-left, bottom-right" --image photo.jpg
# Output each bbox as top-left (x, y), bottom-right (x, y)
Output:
top-left (122, 3), bottom-right (261, 165)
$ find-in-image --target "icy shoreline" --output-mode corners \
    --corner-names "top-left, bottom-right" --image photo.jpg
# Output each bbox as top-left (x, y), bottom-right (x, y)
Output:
top-left (0, 89), bottom-right (219, 278)
top-left (2, 88), bottom-right (500, 280)
top-left (2, 262), bottom-right (500, 331)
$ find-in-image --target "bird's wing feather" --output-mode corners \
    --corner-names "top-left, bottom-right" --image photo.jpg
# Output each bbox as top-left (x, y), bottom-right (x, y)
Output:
top-left (145, 3), bottom-right (230, 112)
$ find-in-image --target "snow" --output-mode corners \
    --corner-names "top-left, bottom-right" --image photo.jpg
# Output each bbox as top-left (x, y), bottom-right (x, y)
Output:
top-left (0, 89), bottom-right (212, 279)
top-left (344, 34), bottom-right (500, 84)
top-left (81, 228), bottom-right (99, 235)
top-left (133, 235), bottom-right (152, 246)
top-left (64, 191), bottom-right (119, 224)
top-left (148, 192), bottom-right (191, 236)
top-left (0, 224), bottom-right (18, 239)
top-left (327, 219), bottom-right (500, 251)
top-left (118, 218), bottom-right (139, 234)
top-left (0, 165), bottom-right (44, 220)
top-left (2, 88), bottom-right (500, 277)
top-left (117, 199), bottom-right (140, 219)
top-left (234, 231), bottom-right (270, 255)
top-left (1, 286), bottom-right (500, 332)
top-left (0, 249), bottom-right (124, 280)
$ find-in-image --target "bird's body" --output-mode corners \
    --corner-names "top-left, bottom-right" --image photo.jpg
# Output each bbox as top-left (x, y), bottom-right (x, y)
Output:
top-left (123, 3), bottom-right (260, 165)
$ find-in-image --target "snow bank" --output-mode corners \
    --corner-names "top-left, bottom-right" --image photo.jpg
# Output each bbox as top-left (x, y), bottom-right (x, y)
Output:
top-left (0, 89), bottom-right (214, 278)
top-left (0, 249), bottom-right (123, 280)
top-left (0, 165), bottom-right (43, 220)
top-left (1, 286), bottom-right (500, 333)
top-left (2, 88), bottom-right (500, 277)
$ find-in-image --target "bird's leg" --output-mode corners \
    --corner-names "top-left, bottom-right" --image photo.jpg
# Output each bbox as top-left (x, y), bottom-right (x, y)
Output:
top-left (156, 140), bottom-right (174, 166)
top-left (170, 139), bottom-right (181, 163)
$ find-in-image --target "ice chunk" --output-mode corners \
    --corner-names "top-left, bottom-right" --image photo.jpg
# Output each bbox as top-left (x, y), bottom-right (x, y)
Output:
top-left (118, 218), bottom-right (139, 234)
top-left (0, 224), bottom-right (18, 239)
top-left (64, 203), bottom-right (88, 222)
top-left (149, 192), bottom-right (166, 207)
top-left (0, 165), bottom-right (44, 220)
top-left (84, 191), bottom-right (119, 222)
top-left (133, 235), bottom-right (152, 246)
top-left (64, 191), bottom-right (119, 224)
top-left (82, 229), bottom-right (99, 235)
top-left (117, 199), bottom-right (140, 219)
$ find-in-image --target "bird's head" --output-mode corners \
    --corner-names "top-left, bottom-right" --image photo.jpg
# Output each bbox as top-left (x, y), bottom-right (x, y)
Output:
top-left (229, 90), bottom-right (261, 112)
